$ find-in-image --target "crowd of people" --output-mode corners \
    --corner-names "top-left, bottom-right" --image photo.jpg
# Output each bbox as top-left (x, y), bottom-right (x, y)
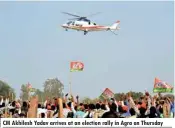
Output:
top-left (0, 92), bottom-right (174, 118)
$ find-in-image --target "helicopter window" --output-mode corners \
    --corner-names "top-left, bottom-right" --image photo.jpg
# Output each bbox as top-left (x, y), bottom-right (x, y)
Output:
top-left (84, 19), bottom-right (89, 22)
top-left (76, 23), bottom-right (80, 26)
top-left (67, 21), bottom-right (72, 25)
top-left (93, 23), bottom-right (96, 25)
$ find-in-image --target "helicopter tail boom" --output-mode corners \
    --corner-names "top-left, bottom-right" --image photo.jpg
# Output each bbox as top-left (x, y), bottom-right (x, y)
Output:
top-left (110, 20), bottom-right (120, 30)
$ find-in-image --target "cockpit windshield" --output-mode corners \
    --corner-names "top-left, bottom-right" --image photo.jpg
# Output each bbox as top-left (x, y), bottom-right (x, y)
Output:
top-left (77, 18), bottom-right (90, 22)
top-left (67, 21), bottom-right (72, 25)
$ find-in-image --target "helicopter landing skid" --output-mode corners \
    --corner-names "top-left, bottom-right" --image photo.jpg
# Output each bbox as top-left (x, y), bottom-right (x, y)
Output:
top-left (84, 31), bottom-right (88, 35)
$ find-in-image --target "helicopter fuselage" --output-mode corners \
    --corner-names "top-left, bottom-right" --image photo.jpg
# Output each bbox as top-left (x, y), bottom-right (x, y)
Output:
top-left (61, 19), bottom-right (120, 35)
top-left (62, 20), bottom-right (101, 32)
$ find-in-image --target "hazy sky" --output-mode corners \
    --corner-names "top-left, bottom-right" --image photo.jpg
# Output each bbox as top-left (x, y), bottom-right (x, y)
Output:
top-left (0, 1), bottom-right (174, 98)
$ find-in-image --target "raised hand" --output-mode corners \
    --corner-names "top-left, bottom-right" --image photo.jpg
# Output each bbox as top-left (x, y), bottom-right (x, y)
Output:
top-left (76, 95), bottom-right (79, 99)
top-left (127, 92), bottom-right (131, 98)
top-left (65, 93), bottom-right (68, 97)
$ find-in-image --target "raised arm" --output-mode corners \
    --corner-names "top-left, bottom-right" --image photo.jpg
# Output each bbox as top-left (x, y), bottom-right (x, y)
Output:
top-left (44, 100), bottom-right (48, 108)
top-left (70, 95), bottom-right (76, 114)
top-left (76, 95), bottom-right (79, 105)
top-left (64, 93), bottom-right (68, 103)
top-left (58, 98), bottom-right (64, 118)
top-left (63, 94), bottom-right (69, 109)
top-left (128, 96), bottom-right (140, 115)
top-left (112, 98), bottom-right (119, 112)
top-left (163, 102), bottom-right (170, 118)
top-left (104, 99), bottom-right (110, 112)
top-left (145, 96), bottom-right (151, 115)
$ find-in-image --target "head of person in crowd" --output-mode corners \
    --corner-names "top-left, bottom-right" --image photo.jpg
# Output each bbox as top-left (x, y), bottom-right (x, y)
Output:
top-left (0, 91), bottom-right (174, 118)
top-left (88, 104), bottom-right (95, 111)
top-left (129, 108), bottom-right (136, 116)
top-left (84, 104), bottom-right (89, 111)
top-left (138, 107), bottom-right (147, 118)
top-left (79, 103), bottom-right (85, 111)
top-left (149, 106), bottom-right (158, 118)
top-left (95, 103), bottom-right (101, 110)
top-left (101, 111), bottom-right (118, 118)
top-left (109, 102), bottom-right (117, 113)
top-left (67, 111), bottom-right (74, 118)
top-left (12, 110), bottom-right (19, 118)
top-left (100, 104), bottom-right (106, 110)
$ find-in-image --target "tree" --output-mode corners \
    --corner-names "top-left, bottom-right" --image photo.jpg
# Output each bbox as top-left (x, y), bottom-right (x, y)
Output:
top-left (0, 80), bottom-right (16, 100)
top-left (114, 92), bottom-right (144, 101)
top-left (33, 89), bottom-right (45, 103)
top-left (164, 94), bottom-right (174, 99)
top-left (43, 78), bottom-right (64, 98)
top-left (114, 93), bottom-right (125, 101)
top-left (81, 97), bottom-right (92, 104)
top-left (20, 84), bottom-right (29, 101)
top-left (130, 91), bottom-right (144, 100)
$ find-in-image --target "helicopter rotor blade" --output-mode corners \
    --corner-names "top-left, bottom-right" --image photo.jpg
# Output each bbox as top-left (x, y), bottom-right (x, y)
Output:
top-left (68, 18), bottom-right (80, 20)
top-left (86, 12), bottom-right (102, 18)
top-left (68, 17), bottom-right (88, 20)
top-left (61, 12), bottom-right (81, 18)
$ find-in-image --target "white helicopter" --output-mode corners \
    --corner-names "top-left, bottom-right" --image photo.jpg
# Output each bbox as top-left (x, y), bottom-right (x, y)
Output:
top-left (61, 12), bottom-right (120, 35)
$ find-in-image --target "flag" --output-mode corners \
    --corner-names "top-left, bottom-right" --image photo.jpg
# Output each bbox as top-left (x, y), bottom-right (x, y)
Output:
top-left (27, 82), bottom-right (32, 89)
top-left (70, 61), bottom-right (84, 72)
top-left (100, 88), bottom-right (114, 99)
top-left (153, 77), bottom-right (173, 93)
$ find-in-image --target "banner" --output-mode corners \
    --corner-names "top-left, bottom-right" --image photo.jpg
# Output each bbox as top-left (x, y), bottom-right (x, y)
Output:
top-left (100, 88), bottom-right (114, 99)
top-left (153, 78), bottom-right (173, 93)
top-left (70, 61), bottom-right (84, 72)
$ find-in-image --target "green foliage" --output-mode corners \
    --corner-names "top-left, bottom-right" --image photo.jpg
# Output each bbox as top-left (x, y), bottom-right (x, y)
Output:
top-left (43, 78), bottom-right (64, 98)
top-left (81, 97), bottom-right (93, 104)
top-left (20, 78), bottom-right (64, 102)
top-left (0, 80), bottom-right (16, 99)
top-left (114, 93), bottom-right (125, 101)
top-left (114, 91), bottom-right (143, 101)
top-left (81, 97), bottom-right (100, 104)
top-left (20, 84), bottom-right (29, 101)
top-left (81, 92), bottom-right (144, 104)
top-left (33, 89), bottom-right (45, 103)
top-left (164, 94), bottom-right (174, 99)
top-left (130, 91), bottom-right (144, 100)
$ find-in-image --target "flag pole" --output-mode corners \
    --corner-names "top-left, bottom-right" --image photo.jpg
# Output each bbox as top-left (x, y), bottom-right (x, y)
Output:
top-left (69, 71), bottom-right (72, 95)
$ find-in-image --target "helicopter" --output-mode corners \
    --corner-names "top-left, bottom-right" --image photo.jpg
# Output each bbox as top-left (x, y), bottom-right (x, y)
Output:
top-left (61, 12), bottom-right (120, 35)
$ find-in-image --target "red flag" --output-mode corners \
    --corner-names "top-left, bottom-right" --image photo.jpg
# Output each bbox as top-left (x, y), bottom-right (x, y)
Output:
top-left (154, 78), bottom-right (172, 89)
top-left (70, 61), bottom-right (84, 72)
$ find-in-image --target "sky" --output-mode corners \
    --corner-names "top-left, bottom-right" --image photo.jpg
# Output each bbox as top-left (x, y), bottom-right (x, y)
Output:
top-left (0, 1), bottom-right (174, 99)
